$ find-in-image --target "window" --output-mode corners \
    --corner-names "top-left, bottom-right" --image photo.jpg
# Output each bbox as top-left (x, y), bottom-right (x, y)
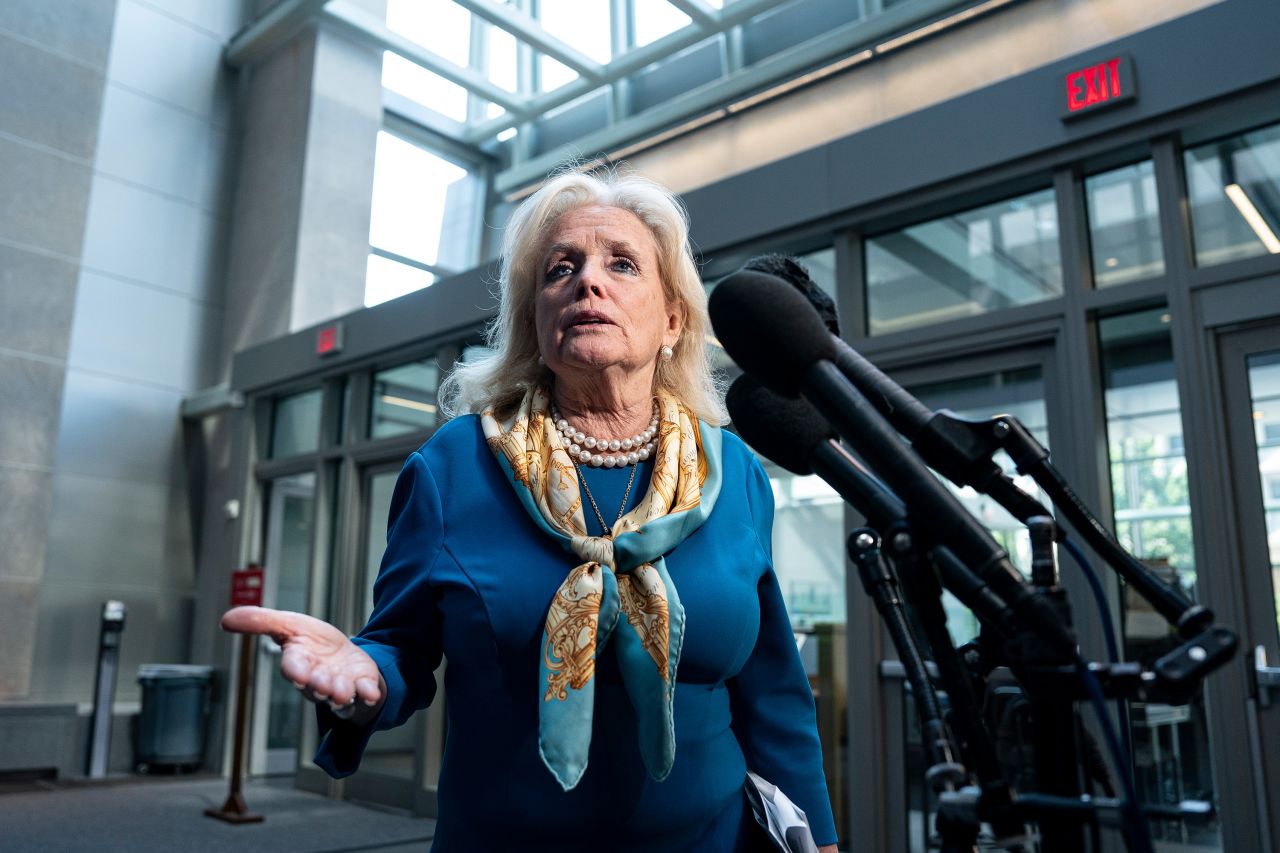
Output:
top-left (634, 0), bottom-right (694, 47)
top-left (767, 469), bottom-right (845, 630)
top-left (365, 130), bottom-right (482, 307)
top-left (382, 0), bottom-right (473, 122)
top-left (1185, 120), bottom-right (1280, 267)
top-left (1086, 160), bottom-right (1165, 287)
top-left (865, 188), bottom-right (1062, 336)
top-left (370, 358), bottom-right (441, 438)
top-left (270, 389), bottom-right (323, 458)
top-left (1099, 309), bottom-right (1195, 592)
top-left (537, 0), bottom-right (610, 91)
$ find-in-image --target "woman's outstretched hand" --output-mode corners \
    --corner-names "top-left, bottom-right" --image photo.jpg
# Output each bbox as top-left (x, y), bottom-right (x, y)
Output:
top-left (221, 606), bottom-right (385, 724)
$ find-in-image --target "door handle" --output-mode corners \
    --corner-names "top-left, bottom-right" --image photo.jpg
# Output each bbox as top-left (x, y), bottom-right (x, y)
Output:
top-left (1256, 645), bottom-right (1280, 709)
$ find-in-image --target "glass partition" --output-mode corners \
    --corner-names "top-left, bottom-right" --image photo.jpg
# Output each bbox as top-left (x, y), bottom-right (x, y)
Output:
top-left (1185, 121), bottom-right (1280, 268)
top-left (865, 188), bottom-right (1062, 336)
top-left (1086, 160), bottom-right (1165, 288)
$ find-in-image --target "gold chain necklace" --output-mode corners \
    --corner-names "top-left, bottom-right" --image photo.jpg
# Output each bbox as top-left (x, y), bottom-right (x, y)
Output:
top-left (573, 456), bottom-right (639, 538)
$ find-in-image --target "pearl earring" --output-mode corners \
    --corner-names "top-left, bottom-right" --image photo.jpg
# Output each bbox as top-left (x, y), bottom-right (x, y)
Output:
top-left (660, 345), bottom-right (674, 361)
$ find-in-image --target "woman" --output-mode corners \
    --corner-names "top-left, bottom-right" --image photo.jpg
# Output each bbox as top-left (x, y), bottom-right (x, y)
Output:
top-left (223, 170), bottom-right (840, 852)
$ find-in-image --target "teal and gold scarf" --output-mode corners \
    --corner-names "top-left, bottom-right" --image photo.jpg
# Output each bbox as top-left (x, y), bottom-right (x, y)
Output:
top-left (481, 386), bottom-right (722, 791)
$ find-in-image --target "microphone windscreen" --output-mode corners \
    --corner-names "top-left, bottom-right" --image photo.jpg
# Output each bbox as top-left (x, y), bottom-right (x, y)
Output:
top-left (726, 374), bottom-right (836, 476)
top-left (708, 269), bottom-right (837, 396)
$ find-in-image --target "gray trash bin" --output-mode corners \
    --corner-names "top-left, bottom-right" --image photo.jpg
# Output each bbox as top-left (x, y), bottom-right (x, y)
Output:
top-left (135, 664), bottom-right (213, 772)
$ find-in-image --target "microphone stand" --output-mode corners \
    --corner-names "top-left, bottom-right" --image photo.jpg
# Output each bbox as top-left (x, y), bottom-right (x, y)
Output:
top-left (791, 362), bottom-right (1159, 851)
top-left (810, 438), bottom-right (1027, 849)
top-left (847, 529), bottom-right (979, 853)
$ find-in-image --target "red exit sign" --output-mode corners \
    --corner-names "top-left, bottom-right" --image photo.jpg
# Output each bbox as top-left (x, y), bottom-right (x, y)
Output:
top-left (1062, 54), bottom-right (1136, 120)
top-left (316, 322), bottom-right (344, 357)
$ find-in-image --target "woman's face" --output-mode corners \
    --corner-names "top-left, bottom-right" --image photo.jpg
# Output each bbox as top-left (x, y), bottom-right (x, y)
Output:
top-left (534, 205), bottom-right (682, 383)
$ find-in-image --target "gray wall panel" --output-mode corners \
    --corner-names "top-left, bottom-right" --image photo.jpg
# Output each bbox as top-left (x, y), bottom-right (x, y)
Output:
top-left (0, 243), bottom-right (78, 360)
top-left (53, 370), bottom-right (184, 486)
top-left (0, 137), bottom-right (94, 259)
top-left (67, 271), bottom-right (223, 391)
top-left (94, 84), bottom-right (229, 210)
top-left (0, 353), bottom-right (65, 470)
top-left (0, 577), bottom-right (40, 699)
top-left (0, 466), bottom-right (54, 583)
top-left (290, 26), bottom-right (384, 331)
top-left (31, 577), bottom-right (196, 704)
top-left (43, 473), bottom-right (195, 591)
top-left (218, 32), bottom-right (315, 362)
top-left (0, 0), bottom-right (116, 70)
top-left (0, 33), bottom-right (107, 160)
top-left (80, 175), bottom-right (223, 303)
top-left (140, 0), bottom-right (243, 39)
top-left (108, 0), bottom-right (229, 122)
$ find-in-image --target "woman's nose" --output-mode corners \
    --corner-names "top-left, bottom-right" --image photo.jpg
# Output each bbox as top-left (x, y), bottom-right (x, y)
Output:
top-left (575, 259), bottom-right (606, 298)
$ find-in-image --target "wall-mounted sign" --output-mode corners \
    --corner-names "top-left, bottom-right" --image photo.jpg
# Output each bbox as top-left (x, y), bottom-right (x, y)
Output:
top-left (1062, 54), bottom-right (1136, 120)
top-left (316, 322), bottom-right (344, 357)
top-left (230, 564), bottom-right (264, 607)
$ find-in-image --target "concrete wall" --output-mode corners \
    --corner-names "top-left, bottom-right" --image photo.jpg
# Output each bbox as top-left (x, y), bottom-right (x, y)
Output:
top-left (0, 0), bottom-right (118, 702)
top-left (218, 2), bottom-right (384, 364)
top-left (22, 0), bottom-right (243, 717)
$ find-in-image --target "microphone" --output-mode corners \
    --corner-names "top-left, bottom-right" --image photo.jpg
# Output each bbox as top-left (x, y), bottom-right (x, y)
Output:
top-left (727, 374), bottom-right (1019, 639)
top-left (710, 269), bottom-right (931, 428)
top-left (712, 275), bottom-right (1078, 658)
top-left (725, 373), bottom-right (905, 527)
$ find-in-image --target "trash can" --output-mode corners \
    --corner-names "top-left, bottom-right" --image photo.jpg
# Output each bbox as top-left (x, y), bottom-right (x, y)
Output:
top-left (135, 664), bottom-right (213, 772)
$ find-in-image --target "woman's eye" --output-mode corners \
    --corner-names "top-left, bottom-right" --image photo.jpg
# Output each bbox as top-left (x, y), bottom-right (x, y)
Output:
top-left (545, 263), bottom-right (574, 281)
top-left (611, 258), bottom-right (638, 274)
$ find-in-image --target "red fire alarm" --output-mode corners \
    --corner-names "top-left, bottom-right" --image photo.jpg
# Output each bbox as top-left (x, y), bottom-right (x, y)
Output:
top-left (316, 322), bottom-right (344, 357)
top-left (1062, 54), bottom-right (1136, 120)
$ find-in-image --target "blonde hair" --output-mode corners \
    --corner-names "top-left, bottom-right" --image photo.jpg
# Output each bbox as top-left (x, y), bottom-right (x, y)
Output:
top-left (440, 168), bottom-right (728, 424)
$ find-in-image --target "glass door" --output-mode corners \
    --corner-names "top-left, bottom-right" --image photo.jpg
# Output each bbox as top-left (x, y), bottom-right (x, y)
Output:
top-left (251, 472), bottom-right (316, 775)
top-left (341, 462), bottom-right (448, 814)
top-left (1216, 323), bottom-right (1280, 851)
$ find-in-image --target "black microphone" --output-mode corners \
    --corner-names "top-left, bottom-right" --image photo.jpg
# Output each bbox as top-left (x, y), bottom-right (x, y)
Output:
top-left (710, 270), bottom-right (931, 430)
top-left (727, 374), bottom-right (1019, 638)
top-left (713, 276), bottom-right (1078, 658)
top-left (726, 373), bottom-right (905, 527)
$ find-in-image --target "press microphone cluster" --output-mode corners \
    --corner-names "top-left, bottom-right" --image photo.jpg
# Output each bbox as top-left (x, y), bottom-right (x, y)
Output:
top-left (711, 268), bottom-right (1210, 637)
top-left (710, 271), bottom-right (1077, 657)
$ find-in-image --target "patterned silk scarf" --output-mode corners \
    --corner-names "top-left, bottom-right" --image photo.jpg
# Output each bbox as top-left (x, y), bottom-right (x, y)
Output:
top-left (481, 386), bottom-right (722, 791)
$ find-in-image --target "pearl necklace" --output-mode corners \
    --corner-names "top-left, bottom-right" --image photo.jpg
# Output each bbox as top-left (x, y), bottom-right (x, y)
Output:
top-left (551, 401), bottom-right (659, 468)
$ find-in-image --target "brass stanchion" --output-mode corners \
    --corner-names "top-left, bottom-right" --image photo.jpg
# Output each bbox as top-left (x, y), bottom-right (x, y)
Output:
top-left (205, 632), bottom-right (264, 824)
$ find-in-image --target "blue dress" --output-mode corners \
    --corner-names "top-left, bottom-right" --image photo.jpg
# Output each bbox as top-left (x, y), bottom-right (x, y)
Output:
top-left (315, 414), bottom-right (839, 851)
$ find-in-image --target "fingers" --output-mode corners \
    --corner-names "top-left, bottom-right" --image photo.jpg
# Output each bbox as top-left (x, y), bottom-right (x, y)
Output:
top-left (220, 606), bottom-right (305, 641)
top-left (331, 675), bottom-right (354, 706)
top-left (280, 645), bottom-right (313, 686)
top-left (354, 676), bottom-right (382, 707)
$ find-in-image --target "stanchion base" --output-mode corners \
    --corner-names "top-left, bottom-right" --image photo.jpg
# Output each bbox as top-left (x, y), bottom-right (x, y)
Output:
top-left (204, 793), bottom-right (264, 824)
